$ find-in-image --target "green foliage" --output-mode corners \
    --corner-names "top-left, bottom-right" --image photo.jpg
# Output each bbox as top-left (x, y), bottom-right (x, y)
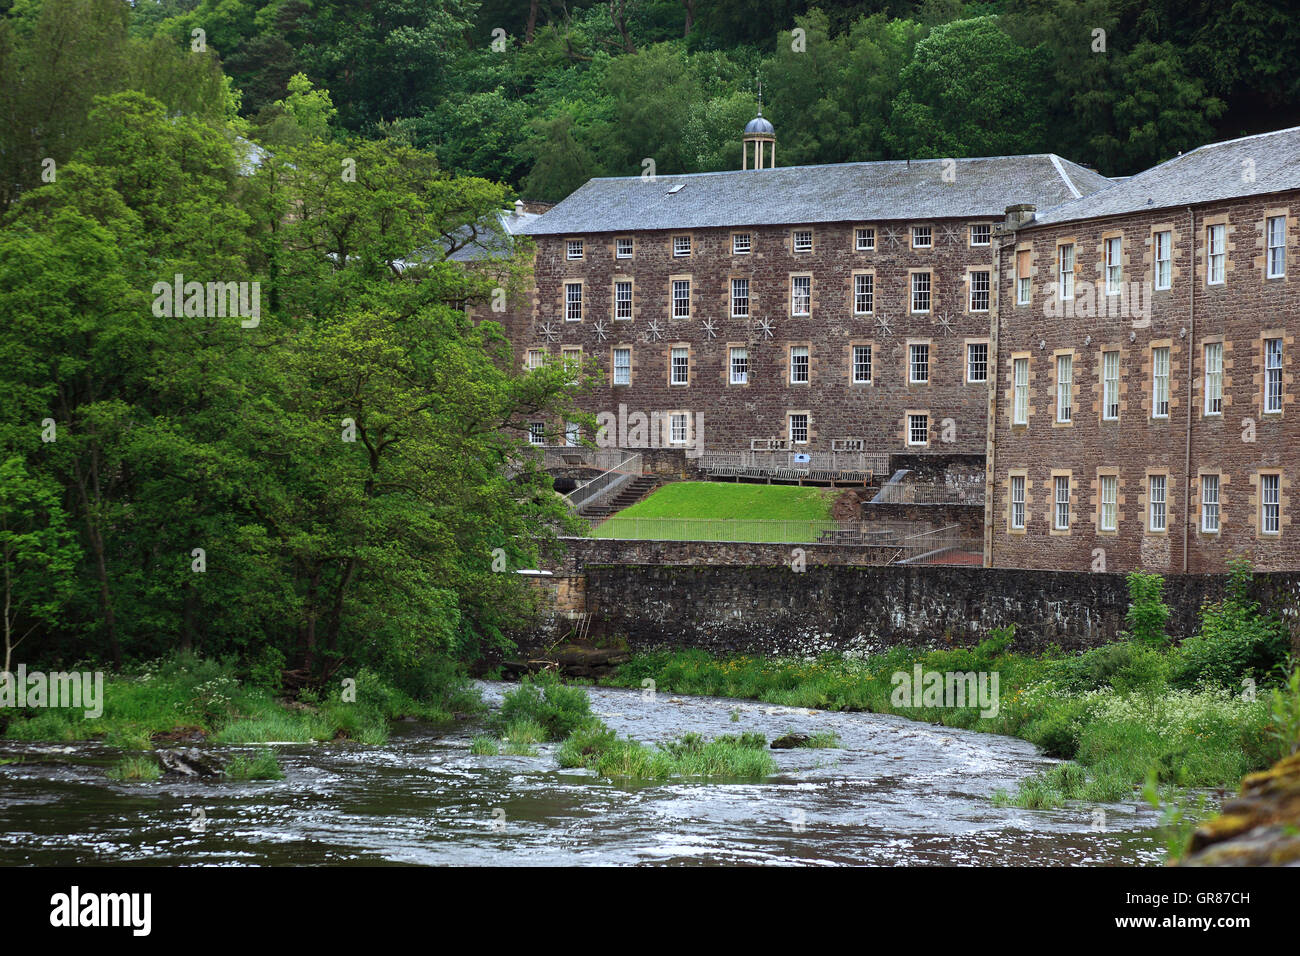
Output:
top-left (495, 673), bottom-right (594, 741)
top-left (107, 755), bottom-right (161, 782)
top-left (1126, 571), bottom-right (1172, 647)
top-left (1268, 662), bottom-right (1300, 756)
top-left (1173, 560), bottom-right (1291, 690)
top-left (224, 748), bottom-right (285, 781)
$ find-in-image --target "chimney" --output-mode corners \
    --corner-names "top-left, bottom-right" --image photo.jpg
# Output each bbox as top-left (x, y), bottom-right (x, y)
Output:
top-left (514, 199), bottom-right (525, 214)
top-left (1003, 204), bottom-right (1036, 230)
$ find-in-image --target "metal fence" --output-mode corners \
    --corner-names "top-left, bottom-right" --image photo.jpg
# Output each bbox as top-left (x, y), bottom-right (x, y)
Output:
top-left (536, 446), bottom-right (632, 472)
top-left (874, 481), bottom-right (986, 506)
top-left (589, 516), bottom-right (977, 553)
top-left (564, 453), bottom-right (642, 512)
top-left (695, 450), bottom-right (889, 482)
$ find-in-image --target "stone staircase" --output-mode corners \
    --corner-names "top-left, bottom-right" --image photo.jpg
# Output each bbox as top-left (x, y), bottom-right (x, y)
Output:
top-left (579, 475), bottom-right (660, 521)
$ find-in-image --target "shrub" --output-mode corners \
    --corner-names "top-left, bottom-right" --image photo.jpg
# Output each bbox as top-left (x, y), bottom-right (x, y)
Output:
top-left (1126, 571), bottom-right (1171, 647)
top-left (225, 749), bottom-right (284, 781)
top-left (496, 673), bottom-right (592, 741)
top-left (1173, 561), bottom-right (1291, 690)
top-left (107, 755), bottom-right (161, 781)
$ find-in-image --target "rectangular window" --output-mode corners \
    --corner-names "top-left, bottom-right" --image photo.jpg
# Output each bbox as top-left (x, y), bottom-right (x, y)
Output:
top-left (565, 421), bottom-right (580, 447)
top-left (1207, 224), bottom-right (1225, 284)
top-left (670, 347), bottom-right (688, 385)
top-left (967, 343), bottom-right (988, 383)
top-left (907, 413), bottom-right (928, 446)
top-left (1262, 473), bottom-right (1281, 534)
top-left (732, 233), bottom-right (751, 255)
top-left (853, 345), bottom-right (872, 384)
top-left (911, 272), bottom-right (931, 313)
top-left (565, 282), bottom-right (582, 321)
top-left (1059, 244), bottom-right (1075, 300)
top-left (909, 343), bottom-right (930, 384)
top-left (672, 279), bottom-right (691, 318)
top-left (969, 270), bottom-right (990, 312)
top-left (1056, 353), bottom-right (1073, 422)
top-left (1104, 236), bottom-right (1122, 294)
top-left (1103, 350), bottom-right (1120, 420)
top-left (854, 274), bottom-right (874, 314)
top-left (971, 223), bottom-right (991, 246)
top-left (615, 280), bottom-right (632, 319)
top-left (613, 347), bottom-right (631, 385)
top-left (526, 348), bottom-right (545, 371)
top-left (670, 413), bottom-right (688, 445)
top-left (1054, 476), bottom-right (1070, 530)
top-left (855, 227), bottom-right (875, 251)
top-left (1013, 357), bottom-right (1029, 426)
top-left (1100, 475), bottom-right (1118, 532)
top-left (730, 347), bottom-right (748, 385)
top-left (912, 225), bottom-right (932, 249)
top-left (1149, 475), bottom-right (1167, 532)
top-left (615, 237), bottom-right (633, 259)
top-left (1266, 337), bottom-right (1284, 413)
top-left (1267, 216), bottom-right (1287, 278)
top-left (561, 346), bottom-right (581, 384)
top-left (1202, 474), bottom-right (1220, 533)
top-left (566, 239), bottom-right (583, 260)
top-left (790, 346), bottom-right (809, 384)
top-left (528, 422), bottom-right (545, 445)
top-left (1152, 347), bottom-right (1170, 418)
top-left (1010, 475), bottom-right (1026, 529)
top-left (1016, 249), bottom-right (1031, 305)
top-left (1204, 342), bottom-right (1223, 414)
top-left (1155, 230), bottom-right (1172, 290)
top-left (789, 414), bottom-right (808, 445)
top-left (793, 230), bottom-right (813, 253)
top-left (791, 275), bottom-right (811, 316)
top-left (673, 235), bottom-right (691, 257)
top-left (731, 278), bottom-right (750, 317)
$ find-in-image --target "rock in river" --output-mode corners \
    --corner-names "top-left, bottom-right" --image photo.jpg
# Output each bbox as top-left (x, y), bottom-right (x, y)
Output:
top-left (156, 748), bottom-right (226, 779)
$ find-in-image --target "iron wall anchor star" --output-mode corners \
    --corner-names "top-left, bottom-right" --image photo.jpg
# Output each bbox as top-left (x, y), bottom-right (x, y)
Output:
top-left (593, 319), bottom-right (609, 341)
top-left (537, 320), bottom-right (558, 343)
top-left (700, 318), bottom-right (717, 339)
top-left (875, 314), bottom-right (893, 337)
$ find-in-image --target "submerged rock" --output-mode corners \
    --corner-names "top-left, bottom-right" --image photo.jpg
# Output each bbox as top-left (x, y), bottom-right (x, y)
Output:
top-left (156, 748), bottom-right (226, 779)
top-left (1179, 752), bottom-right (1300, 866)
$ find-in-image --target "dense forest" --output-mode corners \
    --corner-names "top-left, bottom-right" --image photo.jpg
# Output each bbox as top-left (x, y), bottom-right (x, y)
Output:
top-left (1, 0), bottom-right (1297, 686)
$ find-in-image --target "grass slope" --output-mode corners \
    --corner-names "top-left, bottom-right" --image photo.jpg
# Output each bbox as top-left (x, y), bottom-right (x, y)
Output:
top-left (591, 481), bottom-right (838, 541)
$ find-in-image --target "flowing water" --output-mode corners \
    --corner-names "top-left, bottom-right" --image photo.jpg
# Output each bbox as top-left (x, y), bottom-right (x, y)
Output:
top-left (0, 682), bottom-right (1165, 866)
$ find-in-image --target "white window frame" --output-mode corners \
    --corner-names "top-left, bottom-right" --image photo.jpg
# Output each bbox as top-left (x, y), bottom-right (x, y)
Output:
top-left (969, 270), bottom-right (990, 312)
top-left (731, 278), bottom-right (749, 318)
top-left (673, 235), bottom-right (691, 257)
top-left (1058, 244), bottom-right (1075, 300)
top-left (970, 223), bottom-right (991, 246)
top-left (564, 282), bottom-right (583, 321)
top-left (615, 237), bottom-right (633, 259)
top-left (525, 348), bottom-right (545, 371)
top-left (1207, 224), bottom-right (1225, 285)
top-left (1265, 337), bottom-right (1284, 413)
top-left (1152, 347), bottom-right (1170, 418)
top-left (672, 279), bottom-right (691, 319)
top-left (855, 227), bottom-right (875, 251)
top-left (793, 230), bottom-right (813, 253)
top-left (1154, 230), bottom-right (1172, 290)
top-left (907, 413), bottom-right (928, 446)
top-left (1267, 216), bottom-right (1287, 278)
top-left (1013, 357), bottom-right (1029, 426)
top-left (1102, 350), bottom-right (1120, 420)
top-left (614, 280), bottom-right (633, 320)
top-left (1204, 342), bottom-right (1223, 415)
top-left (1149, 475), bottom-right (1167, 532)
top-left (854, 273), bottom-right (873, 315)
top-left (909, 343), bottom-right (929, 384)
top-left (789, 414), bottom-right (809, 445)
top-left (528, 422), bottom-right (546, 446)
top-left (732, 233), bottom-right (751, 255)
top-left (1100, 475), bottom-right (1118, 532)
top-left (1104, 237), bottom-right (1122, 295)
top-left (1262, 473), bottom-right (1281, 534)
top-left (912, 225), bottom-right (932, 249)
top-left (791, 275), bottom-right (811, 316)
top-left (852, 345), bottom-right (872, 384)
top-left (790, 346), bottom-right (810, 384)
top-left (1201, 474), bottom-right (1220, 533)
top-left (1054, 476), bottom-right (1070, 530)
top-left (1010, 475), bottom-right (1026, 529)
top-left (1016, 249), bottom-right (1031, 305)
top-left (613, 347), bottom-right (631, 385)
top-left (967, 343), bottom-right (988, 384)
top-left (670, 347), bottom-right (689, 385)
top-left (729, 347), bottom-right (748, 385)
top-left (910, 272), bottom-right (931, 314)
top-left (1056, 353), bottom-right (1073, 423)
top-left (566, 239), bottom-right (583, 260)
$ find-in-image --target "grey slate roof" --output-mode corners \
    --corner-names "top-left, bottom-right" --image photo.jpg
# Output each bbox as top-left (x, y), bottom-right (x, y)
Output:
top-left (447, 207), bottom-right (540, 262)
top-left (1031, 126), bottom-right (1300, 227)
top-left (517, 154), bottom-right (1114, 236)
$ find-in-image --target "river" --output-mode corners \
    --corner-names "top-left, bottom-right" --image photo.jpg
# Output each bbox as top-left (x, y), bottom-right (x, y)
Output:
top-left (0, 681), bottom-right (1165, 865)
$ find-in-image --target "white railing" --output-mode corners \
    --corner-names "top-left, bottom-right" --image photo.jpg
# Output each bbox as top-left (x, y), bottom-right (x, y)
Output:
top-left (536, 446), bottom-right (634, 472)
top-left (875, 481), bottom-right (986, 506)
top-left (695, 450), bottom-right (889, 478)
top-left (565, 453), bottom-right (642, 512)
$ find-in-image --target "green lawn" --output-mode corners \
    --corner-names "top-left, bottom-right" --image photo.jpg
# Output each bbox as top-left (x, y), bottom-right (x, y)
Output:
top-left (590, 481), bottom-right (839, 542)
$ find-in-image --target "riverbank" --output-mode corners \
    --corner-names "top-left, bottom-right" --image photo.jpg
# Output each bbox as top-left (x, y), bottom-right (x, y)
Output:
top-left (0, 653), bottom-right (482, 753)
top-left (598, 635), bottom-right (1293, 812)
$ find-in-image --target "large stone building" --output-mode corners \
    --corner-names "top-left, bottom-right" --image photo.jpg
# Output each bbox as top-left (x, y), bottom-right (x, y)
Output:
top-left (987, 126), bottom-right (1300, 573)
top-left (510, 114), bottom-right (1111, 467)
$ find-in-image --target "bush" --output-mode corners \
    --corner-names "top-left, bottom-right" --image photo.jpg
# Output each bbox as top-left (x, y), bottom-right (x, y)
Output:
top-left (225, 749), bottom-right (285, 781)
top-left (1126, 571), bottom-right (1171, 647)
top-left (1173, 560), bottom-right (1291, 690)
top-left (496, 673), bottom-right (593, 741)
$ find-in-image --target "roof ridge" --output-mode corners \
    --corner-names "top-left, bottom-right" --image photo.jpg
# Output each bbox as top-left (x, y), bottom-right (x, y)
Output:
top-left (582, 152), bottom-right (1070, 183)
